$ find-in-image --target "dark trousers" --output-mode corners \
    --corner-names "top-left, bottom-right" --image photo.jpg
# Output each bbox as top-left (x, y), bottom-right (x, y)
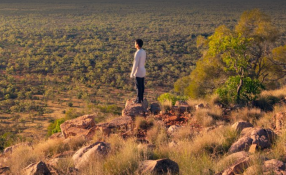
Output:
top-left (135, 77), bottom-right (144, 102)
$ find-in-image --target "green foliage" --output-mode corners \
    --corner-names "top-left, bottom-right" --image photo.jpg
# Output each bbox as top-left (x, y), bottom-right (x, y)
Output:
top-left (158, 93), bottom-right (188, 105)
top-left (216, 76), bottom-right (264, 104)
top-left (181, 9), bottom-right (286, 104)
top-left (47, 118), bottom-right (66, 136)
top-left (174, 76), bottom-right (191, 95)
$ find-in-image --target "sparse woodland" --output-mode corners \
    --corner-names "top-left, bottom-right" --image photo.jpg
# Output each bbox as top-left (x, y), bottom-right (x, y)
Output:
top-left (0, 0), bottom-right (286, 174)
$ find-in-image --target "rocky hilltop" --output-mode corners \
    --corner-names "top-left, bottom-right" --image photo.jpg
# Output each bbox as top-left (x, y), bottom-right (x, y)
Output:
top-left (1, 96), bottom-right (286, 175)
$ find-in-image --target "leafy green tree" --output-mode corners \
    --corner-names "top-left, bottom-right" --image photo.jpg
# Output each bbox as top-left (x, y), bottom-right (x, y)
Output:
top-left (179, 9), bottom-right (286, 104)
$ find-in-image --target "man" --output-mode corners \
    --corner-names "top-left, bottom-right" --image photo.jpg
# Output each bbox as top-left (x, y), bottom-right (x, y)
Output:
top-left (130, 39), bottom-right (146, 103)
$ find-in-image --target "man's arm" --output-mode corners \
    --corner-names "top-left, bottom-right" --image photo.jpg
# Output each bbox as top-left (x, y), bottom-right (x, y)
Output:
top-left (130, 52), bottom-right (140, 78)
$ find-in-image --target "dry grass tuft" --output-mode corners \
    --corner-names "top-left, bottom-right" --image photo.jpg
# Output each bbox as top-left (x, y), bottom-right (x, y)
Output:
top-left (160, 100), bottom-right (172, 113)
top-left (260, 86), bottom-right (286, 98)
top-left (193, 108), bottom-right (215, 127)
top-left (151, 125), bottom-right (238, 174)
top-left (146, 121), bottom-right (168, 146)
top-left (256, 104), bottom-right (286, 128)
top-left (7, 145), bottom-right (43, 174)
top-left (79, 137), bottom-right (142, 175)
top-left (171, 126), bottom-right (193, 141)
top-left (229, 107), bottom-right (263, 124)
top-left (54, 157), bottom-right (74, 173)
top-left (186, 98), bottom-right (206, 108)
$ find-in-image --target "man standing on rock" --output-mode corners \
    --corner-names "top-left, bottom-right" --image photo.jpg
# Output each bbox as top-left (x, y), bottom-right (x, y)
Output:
top-left (130, 39), bottom-right (146, 103)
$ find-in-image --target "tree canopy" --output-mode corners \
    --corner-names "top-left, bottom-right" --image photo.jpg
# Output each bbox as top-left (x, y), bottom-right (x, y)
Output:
top-left (175, 9), bottom-right (286, 104)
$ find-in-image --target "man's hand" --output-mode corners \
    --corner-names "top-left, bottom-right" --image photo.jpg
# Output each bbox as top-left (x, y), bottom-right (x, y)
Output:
top-left (130, 74), bottom-right (134, 78)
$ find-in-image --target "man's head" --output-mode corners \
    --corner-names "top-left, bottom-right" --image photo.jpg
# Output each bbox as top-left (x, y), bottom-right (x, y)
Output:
top-left (135, 39), bottom-right (143, 49)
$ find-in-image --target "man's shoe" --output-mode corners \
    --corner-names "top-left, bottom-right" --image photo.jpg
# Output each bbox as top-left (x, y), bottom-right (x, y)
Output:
top-left (133, 100), bottom-right (141, 104)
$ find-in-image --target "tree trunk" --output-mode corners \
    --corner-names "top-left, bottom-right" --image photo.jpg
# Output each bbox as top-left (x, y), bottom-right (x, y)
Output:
top-left (236, 77), bottom-right (243, 104)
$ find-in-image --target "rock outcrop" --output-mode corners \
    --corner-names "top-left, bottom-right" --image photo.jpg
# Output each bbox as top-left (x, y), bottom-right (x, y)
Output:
top-left (23, 161), bottom-right (51, 175)
top-left (60, 114), bottom-right (96, 139)
top-left (229, 127), bottom-right (276, 153)
top-left (72, 142), bottom-right (110, 169)
top-left (122, 99), bottom-right (148, 117)
top-left (138, 158), bottom-right (179, 174)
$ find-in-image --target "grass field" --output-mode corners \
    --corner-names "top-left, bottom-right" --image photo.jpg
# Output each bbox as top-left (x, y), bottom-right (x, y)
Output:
top-left (0, 0), bottom-right (285, 147)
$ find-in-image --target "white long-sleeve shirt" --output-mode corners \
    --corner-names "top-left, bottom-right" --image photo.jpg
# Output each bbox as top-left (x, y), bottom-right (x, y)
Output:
top-left (130, 49), bottom-right (146, 78)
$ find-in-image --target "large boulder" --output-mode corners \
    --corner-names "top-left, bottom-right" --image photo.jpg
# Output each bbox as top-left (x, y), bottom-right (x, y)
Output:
top-left (273, 112), bottom-right (286, 130)
top-left (122, 99), bottom-right (148, 117)
top-left (138, 158), bottom-right (179, 175)
top-left (244, 159), bottom-right (286, 175)
top-left (263, 159), bottom-right (286, 174)
top-left (60, 114), bottom-right (96, 139)
top-left (229, 128), bottom-right (276, 154)
top-left (72, 142), bottom-right (110, 169)
top-left (23, 161), bottom-right (51, 175)
top-left (231, 121), bottom-right (253, 132)
top-left (228, 136), bottom-right (253, 154)
top-left (96, 116), bottom-right (133, 137)
top-left (217, 155), bottom-right (269, 175)
top-left (220, 157), bottom-right (251, 175)
top-left (217, 151), bottom-right (249, 169)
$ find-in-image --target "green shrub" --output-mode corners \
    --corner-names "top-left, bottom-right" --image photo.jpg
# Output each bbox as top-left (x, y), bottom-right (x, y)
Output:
top-left (47, 118), bottom-right (65, 136)
top-left (216, 76), bottom-right (264, 105)
top-left (158, 93), bottom-right (188, 105)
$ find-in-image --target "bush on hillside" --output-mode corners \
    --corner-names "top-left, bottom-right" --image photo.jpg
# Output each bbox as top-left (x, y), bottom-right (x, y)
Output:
top-left (47, 118), bottom-right (65, 136)
top-left (158, 93), bottom-right (188, 105)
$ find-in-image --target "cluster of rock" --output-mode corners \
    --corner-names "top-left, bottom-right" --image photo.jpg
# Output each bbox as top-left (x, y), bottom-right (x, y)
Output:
top-left (216, 121), bottom-right (283, 175)
top-left (2, 98), bottom-right (286, 175)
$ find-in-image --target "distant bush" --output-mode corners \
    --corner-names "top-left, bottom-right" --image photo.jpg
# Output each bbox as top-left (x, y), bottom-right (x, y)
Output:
top-left (67, 102), bottom-right (73, 107)
top-left (158, 93), bottom-right (188, 105)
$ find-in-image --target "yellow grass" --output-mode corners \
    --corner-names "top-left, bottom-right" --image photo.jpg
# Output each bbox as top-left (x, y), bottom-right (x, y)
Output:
top-left (260, 85), bottom-right (286, 98)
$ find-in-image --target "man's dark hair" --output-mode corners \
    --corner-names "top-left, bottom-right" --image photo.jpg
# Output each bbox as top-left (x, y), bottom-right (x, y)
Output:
top-left (135, 39), bottom-right (143, 48)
